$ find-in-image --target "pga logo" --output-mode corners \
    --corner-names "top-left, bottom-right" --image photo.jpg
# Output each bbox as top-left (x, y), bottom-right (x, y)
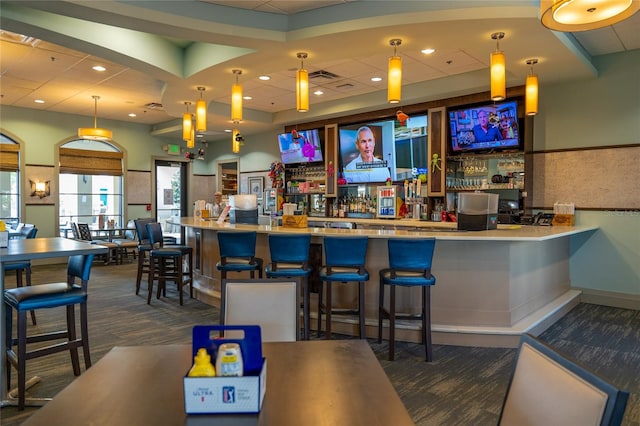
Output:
top-left (222, 386), bottom-right (236, 404)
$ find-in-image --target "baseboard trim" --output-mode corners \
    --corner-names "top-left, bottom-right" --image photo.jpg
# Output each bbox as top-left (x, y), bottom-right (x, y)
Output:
top-left (574, 288), bottom-right (640, 310)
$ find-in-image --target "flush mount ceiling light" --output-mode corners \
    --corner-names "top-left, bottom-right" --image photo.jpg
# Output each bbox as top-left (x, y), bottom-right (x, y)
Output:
top-left (525, 59), bottom-right (539, 116)
top-left (195, 87), bottom-right (207, 133)
top-left (541, 0), bottom-right (639, 31)
top-left (387, 39), bottom-right (402, 104)
top-left (78, 95), bottom-right (113, 140)
top-left (490, 32), bottom-right (506, 102)
top-left (231, 69), bottom-right (243, 123)
top-left (296, 52), bottom-right (309, 113)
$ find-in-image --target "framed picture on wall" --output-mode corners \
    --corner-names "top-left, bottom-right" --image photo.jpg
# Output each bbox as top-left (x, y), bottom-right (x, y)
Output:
top-left (248, 176), bottom-right (263, 197)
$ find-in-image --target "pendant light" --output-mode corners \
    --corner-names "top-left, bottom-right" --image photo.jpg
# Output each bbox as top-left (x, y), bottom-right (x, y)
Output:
top-left (231, 69), bottom-right (243, 123)
top-left (490, 32), bottom-right (506, 102)
top-left (525, 59), bottom-right (539, 116)
top-left (78, 95), bottom-right (113, 140)
top-left (186, 125), bottom-right (195, 149)
top-left (195, 87), bottom-right (207, 133)
top-left (387, 39), bottom-right (402, 104)
top-left (182, 102), bottom-right (193, 142)
top-left (232, 128), bottom-right (242, 154)
top-left (296, 52), bottom-right (309, 113)
top-left (541, 0), bottom-right (639, 32)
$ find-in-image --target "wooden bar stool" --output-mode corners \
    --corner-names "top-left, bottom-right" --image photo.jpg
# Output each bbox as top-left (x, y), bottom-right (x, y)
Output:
top-left (133, 218), bottom-right (155, 295)
top-left (146, 222), bottom-right (193, 305)
top-left (378, 238), bottom-right (436, 361)
top-left (265, 233), bottom-right (312, 340)
top-left (318, 236), bottom-right (369, 339)
top-left (2, 227), bottom-right (38, 325)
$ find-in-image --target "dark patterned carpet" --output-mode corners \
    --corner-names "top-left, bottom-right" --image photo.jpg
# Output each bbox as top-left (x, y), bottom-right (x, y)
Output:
top-left (2, 262), bottom-right (639, 425)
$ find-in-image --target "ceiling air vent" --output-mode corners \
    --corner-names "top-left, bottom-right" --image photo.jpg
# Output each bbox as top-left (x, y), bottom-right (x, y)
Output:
top-left (308, 70), bottom-right (339, 79)
top-left (144, 102), bottom-right (164, 110)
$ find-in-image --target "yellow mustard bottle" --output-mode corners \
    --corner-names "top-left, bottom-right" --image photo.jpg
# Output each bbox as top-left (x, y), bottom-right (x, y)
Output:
top-left (188, 348), bottom-right (216, 377)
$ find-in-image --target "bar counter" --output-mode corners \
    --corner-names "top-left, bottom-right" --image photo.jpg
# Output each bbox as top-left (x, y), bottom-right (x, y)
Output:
top-left (170, 217), bottom-right (598, 347)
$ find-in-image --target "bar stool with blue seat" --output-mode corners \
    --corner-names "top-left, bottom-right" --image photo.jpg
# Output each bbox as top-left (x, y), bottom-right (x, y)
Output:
top-left (2, 227), bottom-right (38, 325)
top-left (216, 231), bottom-right (263, 280)
top-left (133, 218), bottom-right (155, 296)
top-left (378, 238), bottom-right (436, 362)
top-left (4, 254), bottom-right (95, 410)
top-left (318, 236), bottom-right (369, 339)
top-left (146, 222), bottom-right (193, 305)
top-left (265, 233), bottom-right (312, 340)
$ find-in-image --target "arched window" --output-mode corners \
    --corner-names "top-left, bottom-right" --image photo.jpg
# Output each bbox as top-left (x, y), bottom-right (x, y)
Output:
top-left (0, 134), bottom-right (21, 227)
top-left (58, 139), bottom-right (124, 230)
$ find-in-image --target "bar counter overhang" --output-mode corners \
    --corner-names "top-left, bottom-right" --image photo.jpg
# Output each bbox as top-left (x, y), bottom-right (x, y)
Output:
top-left (169, 217), bottom-right (598, 348)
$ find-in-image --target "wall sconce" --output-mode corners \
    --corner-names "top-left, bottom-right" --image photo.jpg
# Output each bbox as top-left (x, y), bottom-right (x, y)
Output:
top-left (490, 32), bottom-right (506, 102)
top-left (30, 180), bottom-right (50, 198)
top-left (296, 52), bottom-right (309, 113)
top-left (231, 69), bottom-right (243, 123)
top-left (387, 39), bottom-right (402, 104)
top-left (525, 58), bottom-right (539, 116)
top-left (232, 129), bottom-right (243, 154)
top-left (78, 95), bottom-right (112, 141)
top-left (195, 87), bottom-right (207, 133)
top-left (540, 0), bottom-right (639, 32)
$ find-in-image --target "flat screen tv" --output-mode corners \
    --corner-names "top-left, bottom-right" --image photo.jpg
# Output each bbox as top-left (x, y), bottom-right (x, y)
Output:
top-left (448, 100), bottom-right (520, 154)
top-left (277, 129), bottom-right (323, 164)
top-left (338, 121), bottom-right (395, 184)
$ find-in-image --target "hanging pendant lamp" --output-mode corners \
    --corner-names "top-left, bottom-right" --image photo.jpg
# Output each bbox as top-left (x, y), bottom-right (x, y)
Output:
top-left (525, 59), bottom-right (539, 116)
top-left (490, 32), bottom-right (506, 102)
top-left (540, 0), bottom-right (639, 32)
top-left (232, 129), bottom-right (242, 154)
top-left (296, 52), bottom-right (309, 113)
top-left (183, 102), bottom-right (193, 142)
top-left (195, 87), bottom-right (207, 133)
top-left (78, 95), bottom-right (113, 140)
top-left (387, 39), bottom-right (402, 104)
top-left (231, 69), bottom-right (243, 123)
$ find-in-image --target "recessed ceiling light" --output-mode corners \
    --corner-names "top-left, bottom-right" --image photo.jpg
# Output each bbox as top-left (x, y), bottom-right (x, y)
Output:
top-left (34, 99), bottom-right (45, 104)
top-left (196, 134), bottom-right (204, 138)
top-left (313, 90), bottom-right (324, 95)
top-left (371, 77), bottom-right (382, 82)
top-left (224, 129), bottom-right (232, 133)
top-left (128, 113), bottom-right (136, 117)
top-left (243, 96), bottom-right (252, 100)
top-left (92, 65), bottom-right (106, 72)
top-left (421, 48), bottom-right (436, 55)
top-left (258, 75), bottom-right (270, 81)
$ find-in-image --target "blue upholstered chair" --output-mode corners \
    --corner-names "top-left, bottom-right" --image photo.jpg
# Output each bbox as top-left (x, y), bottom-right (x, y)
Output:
top-left (499, 333), bottom-right (629, 426)
top-left (146, 222), bottom-right (193, 305)
top-left (378, 238), bottom-right (436, 361)
top-left (2, 227), bottom-right (38, 325)
top-left (216, 231), bottom-right (263, 280)
top-left (4, 254), bottom-right (95, 410)
top-left (265, 233), bottom-right (312, 340)
top-left (318, 236), bottom-right (369, 339)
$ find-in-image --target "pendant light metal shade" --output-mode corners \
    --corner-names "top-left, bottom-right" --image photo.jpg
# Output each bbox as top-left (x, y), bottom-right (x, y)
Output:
top-left (525, 59), bottom-right (539, 116)
top-left (540, 0), bottom-right (638, 32)
top-left (195, 87), bottom-right (207, 133)
top-left (490, 32), bottom-right (506, 102)
top-left (232, 128), bottom-right (241, 153)
top-left (387, 39), bottom-right (402, 104)
top-left (296, 52), bottom-right (309, 113)
top-left (231, 69), bottom-right (243, 123)
top-left (78, 95), bottom-right (112, 140)
top-left (182, 102), bottom-right (193, 142)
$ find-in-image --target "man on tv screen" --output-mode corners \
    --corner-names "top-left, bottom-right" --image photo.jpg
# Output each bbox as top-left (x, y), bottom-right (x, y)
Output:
top-left (472, 110), bottom-right (502, 142)
top-left (344, 126), bottom-right (391, 183)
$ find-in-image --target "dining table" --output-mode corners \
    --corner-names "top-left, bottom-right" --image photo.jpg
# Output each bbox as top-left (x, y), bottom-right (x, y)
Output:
top-left (21, 340), bottom-right (415, 425)
top-left (0, 237), bottom-right (108, 408)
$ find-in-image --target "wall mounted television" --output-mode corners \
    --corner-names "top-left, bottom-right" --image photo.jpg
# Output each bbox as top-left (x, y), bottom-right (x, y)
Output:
top-left (448, 100), bottom-right (521, 154)
top-left (277, 129), bottom-right (323, 164)
top-left (338, 115), bottom-right (428, 184)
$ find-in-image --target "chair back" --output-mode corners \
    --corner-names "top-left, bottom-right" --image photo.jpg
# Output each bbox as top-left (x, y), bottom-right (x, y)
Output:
top-left (499, 333), bottom-right (629, 426)
top-left (323, 236), bottom-right (368, 267)
top-left (221, 279), bottom-right (300, 342)
top-left (69, 222), bottom-right (80, 239)
top-left (76, 223), bottom-right (93, 241)
top-left (21, 225), bottom-right (38, 239)
top-left (67, 254), bottom-right (95, 288)
top-left (134, 218), bottom-right (154, 244)
top-left (268, 234), bottom-right (311, 264)
top-left (218, 231), bottom-right (257, 258)
top-left (388, 238), bottom-right (435, 271)
top-left (145, 222), bottom-right (165, 247)
top-left (123, 219), bottom-right (136, 240)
